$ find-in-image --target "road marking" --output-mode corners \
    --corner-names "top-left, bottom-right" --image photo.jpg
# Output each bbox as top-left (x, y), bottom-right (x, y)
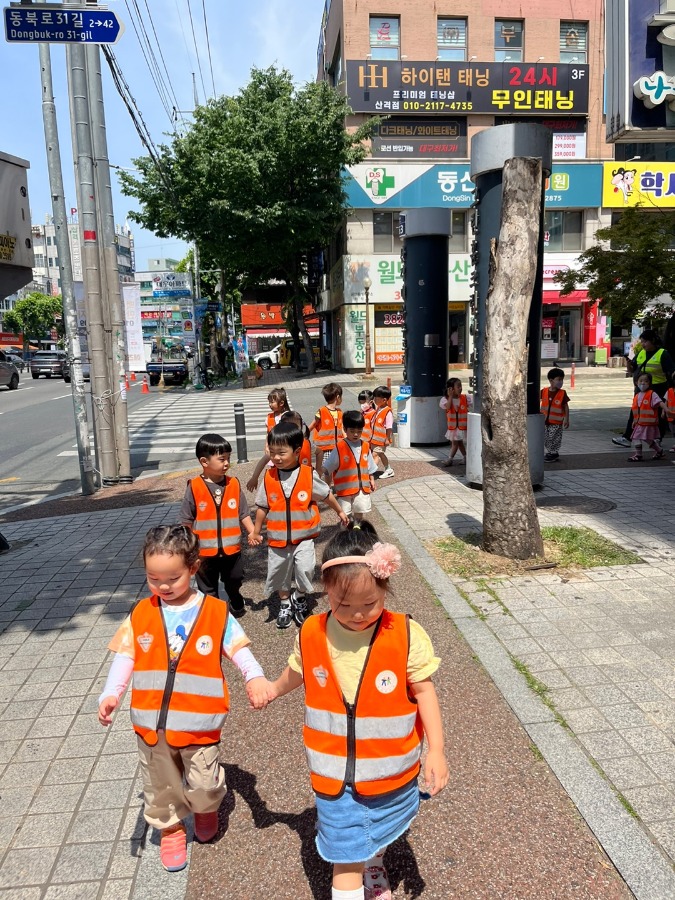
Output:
top-left (0, 476), bottom-right (20, 483)
top-left (53, 393), bottom-right (74, 400)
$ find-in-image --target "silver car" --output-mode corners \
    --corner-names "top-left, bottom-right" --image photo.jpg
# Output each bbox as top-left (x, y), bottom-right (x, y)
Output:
top-left (0, 350), bottom-right (20, 390)
top-left (30, 350), bottom-right (69, 379)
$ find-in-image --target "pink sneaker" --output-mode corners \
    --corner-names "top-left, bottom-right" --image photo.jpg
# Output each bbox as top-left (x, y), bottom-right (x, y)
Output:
top-left (194, 811), bottom-right (218, 842)
top-left (160, 823), bottom-right (187, 872)
top-left (364, 864), bottom-right (392, 900)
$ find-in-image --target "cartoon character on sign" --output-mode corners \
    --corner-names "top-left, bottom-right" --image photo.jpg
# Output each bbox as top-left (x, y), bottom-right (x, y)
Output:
top-left (610, 167), bottom-right (637, 204)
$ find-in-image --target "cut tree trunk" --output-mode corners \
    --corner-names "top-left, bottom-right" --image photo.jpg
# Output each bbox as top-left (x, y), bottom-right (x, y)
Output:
top-left (482, 156), bottom-right (544, 560)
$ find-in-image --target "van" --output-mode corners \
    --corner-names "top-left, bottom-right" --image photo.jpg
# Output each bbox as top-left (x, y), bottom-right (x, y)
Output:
top-left (279, 337), bottom-right (321, 368)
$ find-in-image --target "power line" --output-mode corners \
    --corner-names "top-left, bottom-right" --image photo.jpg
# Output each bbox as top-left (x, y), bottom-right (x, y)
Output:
top-left (123, 0), bottom-right (174, 125)
top-left (202, 0), bottom-right (217, 98)
top-left (186, 0), bottom-right (207, 104)
top-left (142, 0), bottom-right (185, 119)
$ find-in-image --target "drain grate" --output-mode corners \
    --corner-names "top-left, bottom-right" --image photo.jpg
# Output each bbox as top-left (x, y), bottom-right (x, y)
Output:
top-left (536, 495), bottom-right (617, 514)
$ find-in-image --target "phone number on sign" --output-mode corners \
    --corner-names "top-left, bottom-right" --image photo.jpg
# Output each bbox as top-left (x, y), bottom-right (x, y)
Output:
top-left (402, 101), bottom-right (472, 111)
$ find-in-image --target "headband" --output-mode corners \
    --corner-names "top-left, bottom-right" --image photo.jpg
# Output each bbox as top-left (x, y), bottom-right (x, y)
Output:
top-left (321, 542), bottom-right (401, 579)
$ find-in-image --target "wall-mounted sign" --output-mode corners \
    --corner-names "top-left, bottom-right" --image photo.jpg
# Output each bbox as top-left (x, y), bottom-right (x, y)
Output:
top-left (496, 116), bottom-right (587, 159)
top-left (602, 161), bottom-right (675, 207)
top-left (346, 61), bottom-right (589, 115)
top-left (372, 117), bottom-right (467, 159)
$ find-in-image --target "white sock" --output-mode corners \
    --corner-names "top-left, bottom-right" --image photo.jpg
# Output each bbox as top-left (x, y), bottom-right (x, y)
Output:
top-left (332, 888), bottom-right (364, 900)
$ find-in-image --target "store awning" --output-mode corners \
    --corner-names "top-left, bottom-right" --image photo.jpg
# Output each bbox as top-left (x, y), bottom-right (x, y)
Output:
top-left (543, 290), bottom-right (589, 305)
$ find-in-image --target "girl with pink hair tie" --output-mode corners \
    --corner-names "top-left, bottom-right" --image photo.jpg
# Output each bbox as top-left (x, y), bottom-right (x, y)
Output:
top-left (267, 522), bottom-right (448, 900)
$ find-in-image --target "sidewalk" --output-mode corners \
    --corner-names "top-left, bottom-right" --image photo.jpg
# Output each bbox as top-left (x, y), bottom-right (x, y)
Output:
top-left (1, 369), bottom-right (674, 898)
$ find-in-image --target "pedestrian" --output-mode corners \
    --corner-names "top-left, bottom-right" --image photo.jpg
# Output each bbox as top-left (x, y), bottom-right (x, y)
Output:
top-left (612, 329), bottom-right (674, 446)
top-left (628, 372), bottom-right (666, 461)
top-left (439, 377), bottom-right (470, 466)
top-left (308, 381), bottom-right (344, 474)
top-left (449, 326), bottom-right (459, 364)
top-left (540, 367), bottom-right (570, 462)
top-left (97, 524), bottom-right (271, 872)
top-left (265, 387), bottom-right (291, 432)
top-left (370, 385), bottom-right (395, 479)
top-left (322, 409), bottom-right (378, 526)
top-left (664, 383), bottom-right (675, 452)
top-left (249, 420), bottom-right (349, 629)
top-left (267, 522), bottom-right (449, 900)
top-left (180, 433), bottom-right (253, 615)
top-left (246, 408), bottom-right (311, 493)
top-left (358, 389), bottom-right (376, 444)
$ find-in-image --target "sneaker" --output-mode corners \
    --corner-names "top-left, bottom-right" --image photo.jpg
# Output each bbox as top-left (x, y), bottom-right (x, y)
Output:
top-left (228, 595), bottom-right (245, 616)
top-left (160, 823), bottom-right (187, 872)
top-left (612, 436), bottom-right (631, 447)
top-left (378, 467), bottom-right (395, 479)
top-left (194, 811), bottom-right (218, 843)
top-left (544, 452), bottom-right (559, 462)
top-left (364, 864), bottom-right (392, 900)
top-left (277, 603), bottom-right (293, 629)
top-left (292, 592), bottom-right (309, 627)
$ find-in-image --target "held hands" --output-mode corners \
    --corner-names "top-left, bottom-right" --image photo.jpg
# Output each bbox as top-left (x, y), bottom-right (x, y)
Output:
top-left (338, 512), bottom-right (350, 528)
top-left (248, 532), bottom-right (263, 547)
top-left (245, 677), bottom-right (277, 710)
top-left (423, 749), bottom-right (449, 796)
top-left (98, 695), bottom-right (119, 727)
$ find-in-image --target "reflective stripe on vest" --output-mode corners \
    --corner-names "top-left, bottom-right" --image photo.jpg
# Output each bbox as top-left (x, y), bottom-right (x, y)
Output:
top-left (332, 439), bottom-right (371, 497)
top-left (313, 406), bottom-right (343, 450)
top-left (300, 610), bottom-right (423, 798)
top-left (370, 407), bottom-right (389, 447)
top-left (129, 593), bottom-right (229, 748)
top-left (540, 388), bottom-right (565, 425)
top-left (190, 476), bottom-right (241, 556)
top-left (264, 465), bottom-right (320, 547)
top-left (362, 408), bottom-right (375, 443)
top-left (632, 390), bottom-right (659, 426)
top-left (636, 348), bottom-right (667, 384)
top-left (445, 394), bottom-right (468, 431)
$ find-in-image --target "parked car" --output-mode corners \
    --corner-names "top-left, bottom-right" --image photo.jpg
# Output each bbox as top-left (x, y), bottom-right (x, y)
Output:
top-left (5, 352), bottom-right (25, 372)
top-left (0, 350), bottom-right (20, 390)
top-left (63, 359), bottom-right (89, 383)
top-left (30, 350), bottom-right (69, 379)
top-left (253, 343), bottom-right (282, 370)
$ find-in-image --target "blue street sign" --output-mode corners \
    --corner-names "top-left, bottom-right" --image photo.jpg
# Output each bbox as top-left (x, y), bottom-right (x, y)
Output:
top-left (4, 6), bottom-right (124, 44)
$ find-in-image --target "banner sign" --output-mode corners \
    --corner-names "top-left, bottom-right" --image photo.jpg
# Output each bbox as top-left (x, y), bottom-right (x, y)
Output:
top-left (346, 61), bottom-right (589, 115)
top-left (122, 283), bottom-right (145, 372)
top-left (602, 161), bottom-right (675, 208)
top-left (372, 117), bottom-right (467, 159)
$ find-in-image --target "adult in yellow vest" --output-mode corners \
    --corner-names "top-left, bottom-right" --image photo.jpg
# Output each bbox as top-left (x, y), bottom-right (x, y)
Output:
top-left (612, 329), bottom-right (674, 445)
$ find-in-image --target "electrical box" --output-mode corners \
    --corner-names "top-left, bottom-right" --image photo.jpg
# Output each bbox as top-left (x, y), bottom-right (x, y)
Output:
top-left (0, 151), bottom-right (34, 297)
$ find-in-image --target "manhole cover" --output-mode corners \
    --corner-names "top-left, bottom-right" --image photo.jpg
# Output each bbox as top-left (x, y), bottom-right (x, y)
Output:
top-left (536, 495), bottom-right (617, 514)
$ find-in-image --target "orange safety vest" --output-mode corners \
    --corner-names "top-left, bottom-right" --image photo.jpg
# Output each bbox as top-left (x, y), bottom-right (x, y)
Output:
top-left (370, 406), bottom-right (390, 448)
top-left (632, 390), bottom-right (659, 427)
top-left (665, 387), bottom-right (675, 423)
top-left (362, 406), bottom-right (376, 443)
top-left (190, 476), bottom-right (241, 557)
top-left (540, 388), bottom-right (566, 425)
top-left (313, 406), bottom-right (343, 450)
top-left (445, 395), bottom-right (468, 432)
top-left (332, 439), bottom-right (372, 498)
top-left (300, 610), bottom-right (423, 798)
top-left (300, 438), bottom-right (312, 467)
top-left (264, 464), bottom-right (321, 547)
top-left (266, 412), bottom-right (277, 432)
top-left (130, 593), bottom-right (229, 748)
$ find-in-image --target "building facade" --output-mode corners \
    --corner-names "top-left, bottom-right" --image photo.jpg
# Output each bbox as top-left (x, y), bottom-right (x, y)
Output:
top-left (317, 0), bottom-right (616, 369)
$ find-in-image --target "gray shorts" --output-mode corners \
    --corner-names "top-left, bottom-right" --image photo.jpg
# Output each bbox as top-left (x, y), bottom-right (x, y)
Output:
top-left (265, 539), bottom-right (316, 597)
top-left (337, 491), bottom-right (372, 516)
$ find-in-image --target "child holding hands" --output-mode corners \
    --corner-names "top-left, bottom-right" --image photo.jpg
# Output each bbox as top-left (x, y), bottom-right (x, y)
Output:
top-left (98, 525), bottom-right (271, 872)
top-left (439, 377), bottom-right (470, 466)
top-left (268, 522), bottom-right (448, 900)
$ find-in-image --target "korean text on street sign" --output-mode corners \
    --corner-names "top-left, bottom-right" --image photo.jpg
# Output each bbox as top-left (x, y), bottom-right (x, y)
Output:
top-left (4, 6), bottom-right (124, 44)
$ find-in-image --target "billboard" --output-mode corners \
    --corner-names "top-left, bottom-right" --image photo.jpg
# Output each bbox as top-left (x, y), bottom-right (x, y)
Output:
top-left (602, 160), bottom-right (675, 207)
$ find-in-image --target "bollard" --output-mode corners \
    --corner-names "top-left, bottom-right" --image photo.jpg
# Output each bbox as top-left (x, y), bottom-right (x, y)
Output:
top-left (234, 402), bottom-right (248, 463)
top-left (570, 362), bottom-right (576, 389)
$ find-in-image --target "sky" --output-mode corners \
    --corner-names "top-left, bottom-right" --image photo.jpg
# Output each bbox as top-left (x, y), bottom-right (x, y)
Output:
top-left (1, 0), bottom-right (321, 270)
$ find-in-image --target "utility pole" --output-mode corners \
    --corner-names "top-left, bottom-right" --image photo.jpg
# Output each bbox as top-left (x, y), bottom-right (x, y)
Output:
top-left (38, 40), bottom-right (97, 495)
top-left (67, 39), bottom-right (118, 484)
top-left (85, 43), bottom-right (131, 481)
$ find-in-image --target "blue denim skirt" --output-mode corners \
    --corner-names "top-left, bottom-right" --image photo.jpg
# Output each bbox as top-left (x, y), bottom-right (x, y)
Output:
top-left (315, 779), bottom-right (420, 864)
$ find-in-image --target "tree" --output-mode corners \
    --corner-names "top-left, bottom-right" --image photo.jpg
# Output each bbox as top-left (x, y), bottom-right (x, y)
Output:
top-left (3, 292), bottom-right (63, 353)
top-left (119, 66), bottom-right (375, 374)
top-left (555, 206), bottom-right (675, 338)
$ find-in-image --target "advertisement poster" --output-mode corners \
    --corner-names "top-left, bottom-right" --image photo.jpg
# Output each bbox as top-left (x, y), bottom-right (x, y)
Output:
top-left (122, 283), bottom-right (145, 371)
top-left (233, 335), bottom-right (249, 375)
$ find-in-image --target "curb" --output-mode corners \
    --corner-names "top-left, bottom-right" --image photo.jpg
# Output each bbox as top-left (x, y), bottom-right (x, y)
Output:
top-left (372, 477), bottom-right (675, 900)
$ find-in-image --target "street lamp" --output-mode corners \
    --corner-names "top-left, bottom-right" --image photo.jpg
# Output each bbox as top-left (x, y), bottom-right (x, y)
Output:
top-left (362, 276), bottom-right (373, 375)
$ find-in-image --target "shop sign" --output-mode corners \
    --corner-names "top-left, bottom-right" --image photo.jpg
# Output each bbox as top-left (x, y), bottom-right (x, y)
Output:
top-left (342, 253), bottom-right (471, 303)
top-left (372, 118), bottom-right (467, 159)
top-left (602, 161), bottom-right (675, 208)
top-left (346, 61), bottom-right (589, 115)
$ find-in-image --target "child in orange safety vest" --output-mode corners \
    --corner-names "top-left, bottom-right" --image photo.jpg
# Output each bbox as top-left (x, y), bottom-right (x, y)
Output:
top-left (541, 367), bottom-right (570, 462)
top-left (249, 421), bottom-right (349, 630)
top-left (266, 522), bottom-right (449, 900)
top-left (308, 381), bottom-right (344, 474)
top-left (180, 433), bottom-right (254, 615)
top-left (439, 377), bottom-right (471, 467)
top-left (664, 384), bottom-right (675, 453)
top-left (246, 410), bottom-right (312, 493)
top-left (98, 524), bottom-right (272, 872)
top-left (265, 387), bottom-right (291, 433)
top-left (628, 373), bottom-right (667, 461)
top-left (370, 384), bottom-right (395, 479)
top-left (358, 389), bottom-right (376, 443)
top-left (322, 409), bottom-right (379, 525)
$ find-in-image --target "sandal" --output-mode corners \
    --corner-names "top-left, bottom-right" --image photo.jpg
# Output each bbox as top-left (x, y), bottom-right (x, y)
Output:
top-left (627, 454), bottom-right (643, 462)
top-left (442, 458), bottom-right (453, 467)
top-left (654, 449), bottom-right (665, 460)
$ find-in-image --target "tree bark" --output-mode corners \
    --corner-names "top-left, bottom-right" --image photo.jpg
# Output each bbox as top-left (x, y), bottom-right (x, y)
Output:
top-left (482, 156), bottom-right (544, 560)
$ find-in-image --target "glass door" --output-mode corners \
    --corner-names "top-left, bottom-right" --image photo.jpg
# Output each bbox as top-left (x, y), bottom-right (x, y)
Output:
top-left (557, 309), bottom-right (581, 360)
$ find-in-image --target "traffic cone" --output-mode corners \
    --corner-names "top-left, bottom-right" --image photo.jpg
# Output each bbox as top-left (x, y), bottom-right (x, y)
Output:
top-left (130, 371), bottom-right (137, 382)
top-left (141, 375), bottom-right (150, 394)
top-left (125, 374), bottom-right (130, 390)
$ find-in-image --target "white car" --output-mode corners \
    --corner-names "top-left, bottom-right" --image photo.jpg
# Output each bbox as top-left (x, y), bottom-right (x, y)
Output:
top-left (0, 350), bottom-right (20, 390)
top-left (253, 344), bottom-right (282, 370)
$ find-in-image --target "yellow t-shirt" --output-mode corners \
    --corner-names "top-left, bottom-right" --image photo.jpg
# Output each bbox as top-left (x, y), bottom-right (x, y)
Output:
top-left (289, 615), bottom-right (440, 705)
top-left (315, 407), bottom-right (339, 426)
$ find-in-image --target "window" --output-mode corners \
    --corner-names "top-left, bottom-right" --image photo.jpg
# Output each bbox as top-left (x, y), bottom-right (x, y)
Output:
top-left (369, 16), bottom-right (399, 60)
top-left (373, 211), bottom-right (402, 253)
top-left (140, 280), bottom-right (153, 290)
top-left (494, 20), bottom-right (523, 62)
top-left (48, 258), bottom-right (53, 268)
top-left (437, 18), bottom-right (466, 61)
top-left (34, 254), bottom-right (46, 267)
top-left (329, 43), bottom-right (342, 87)
top-left (560, 22), bottom-right (588, 64)
top-left (46, 236), bottom-right (52, 245)
top-left (544, 210), bottom-right (583, 252)
top-left (449, 211), bottom-right (468, 252)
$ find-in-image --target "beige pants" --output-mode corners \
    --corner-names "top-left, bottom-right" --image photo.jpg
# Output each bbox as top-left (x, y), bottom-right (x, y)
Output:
top-left (136, 733), bottom-right (226, 829)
